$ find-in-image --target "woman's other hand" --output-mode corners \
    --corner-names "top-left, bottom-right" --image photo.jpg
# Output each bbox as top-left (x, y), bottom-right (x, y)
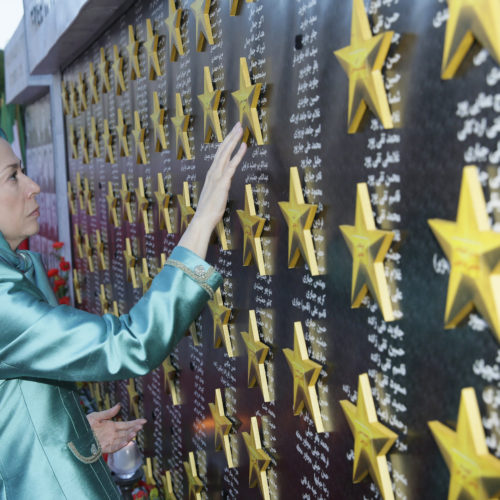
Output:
top-left (86, 403), bottom-right (147, 454)
top-left (178, 122), bottom-right (247, 258)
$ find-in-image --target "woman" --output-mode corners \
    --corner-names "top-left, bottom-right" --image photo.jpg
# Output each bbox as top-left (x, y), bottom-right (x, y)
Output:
top-left (0, 123), bottom-right (246, 499)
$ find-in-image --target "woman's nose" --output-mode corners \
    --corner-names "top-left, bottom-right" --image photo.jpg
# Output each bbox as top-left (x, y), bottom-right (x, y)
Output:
top-left (26, 176), bottom-right (41, 197)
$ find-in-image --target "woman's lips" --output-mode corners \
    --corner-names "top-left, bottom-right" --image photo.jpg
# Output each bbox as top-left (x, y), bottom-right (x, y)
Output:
top-left (29, 208), bottom-right (40, 217)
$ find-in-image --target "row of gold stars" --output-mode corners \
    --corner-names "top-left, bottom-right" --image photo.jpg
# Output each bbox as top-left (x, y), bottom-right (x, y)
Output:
top-left (72, 162), bottom-right (500, 345)
top-left (65, 56), bottom-right (263, 166)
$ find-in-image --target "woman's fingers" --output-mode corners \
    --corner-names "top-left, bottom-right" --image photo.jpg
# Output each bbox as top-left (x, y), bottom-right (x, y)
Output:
top-left (213, 123), bottom-right (244, 173)
top-left (228, 142), bottom-right (247, 178)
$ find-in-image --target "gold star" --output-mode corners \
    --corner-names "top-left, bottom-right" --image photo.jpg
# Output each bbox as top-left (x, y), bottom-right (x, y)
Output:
top-left (139, 258), bottom-right (152, 294)
top-left (176, 181), bottom-right (195, 234)
top-left (126, 379), bottom-right (140, 419)
top-left (102, 119), bottom-right (115, 164)
top-left (154, 173), bottom-right (173, 233)
top-left (429, 387), bottom-right (500, 499)
top-left (171, 93), bottom-right (192, 159)
top-left (83, 233), bottom-right (95, 272)
top-left (112, 301), bottom-right (119, 317)
top-left (144, 18), bottom-right (162, 80)
top-left (150, 91), bottom-right (168, 152)
top-left (135, 177), bottom-right (150, 233)
top-left (79, 127), bottom-right (90, 164)
top-left (164, 0), bottom-right (184, 61)
top-left (68, 125), bottom-right (78, 159)
top-left (278, 167), bottom-right (319, 276)
top-left (339, 182), bottom-right (395, 322)
top-left (99, 284), bottom-right (109, 314)
top-left (236, 184), bottom-right (266, 275)
top-left (83, 177), bottom-right (94, 215)
top-left (77, 73), bottom-right (87, 112)
top-left (231, 57), bottom-right (263, 145)
top-left (99, 47), bottom-right (111, 94)
top-left (283, 322), bottom-right (324, 433)
top-left (67, 181), bottom-right (76, 215)
top-left (73, 269), bottom-right (82, 304)
top-left (215, 220), bottom-right (228, 250)
top-left (104, 393), bottom-right (111, 410)
top-left (61, 81), bottom-right (70, 115)
top-left (334, 0), bottom-right (394, 133)
top-left (126, 25), bottom-right (141, 80)
top-left (230, 0), bottom-right (255, 16)
top-left (162, 470), bottom-right (177, 500)
top-left (197, 66), bottom-right (222, 143)
top-left (75, 172), bottom-right (84, 210)
top-left (96, 229), bottom-right (106, 270)
top-left (187, 321), bottom-right (200, 346)
top-left (184, 452), bottom-right (203, 500)
top-left (241, 310), bottom-right (270, 402)
top-left (120, 174), bottom-right (133, 223)
top-left (88, 62), bottom-right (99, 104)
top-left (124, 237), bottom-right (139, 288)
top-left (89, 117), bottom-right (100, 158)
top-left (69, 81), bottom-right (79, 117)
top-left (116, 108), bottom-right (130, 157)
top-left (190, 0), bottom-right (214, 51)
top-left (93, 383), bottom-right (102, 409)
top-left (143, 457), bottom-right (155, 486)
top-left (162, 356), bottom-right (180, 405)
top-left (73, 223), bottom-right (83, 258)
top-left (429, 166), bottom-right (500, 341)
top-left (112, 44), bottom-right (126, 95)
top-left (340, 373), bottom-right (398, 500)
top-left (209, 388), bottom-right (234, 468)
top-left (441, 0), bottom-right (500, 79)
top-left (207, 288), bottom-right (233, 357)
top-left (242, 416), bottom-right (271, 500)
top-left (132, 111), bottom-right (148, 164)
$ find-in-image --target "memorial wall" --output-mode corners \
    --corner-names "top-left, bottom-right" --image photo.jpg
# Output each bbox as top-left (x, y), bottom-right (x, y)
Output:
top-left (61, 0), bottom-right (500, 498)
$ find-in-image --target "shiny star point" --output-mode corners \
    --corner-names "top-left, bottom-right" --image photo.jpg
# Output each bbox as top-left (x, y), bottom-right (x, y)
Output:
top-left (428, 387), bottom-right (500, 499)
top-left (79, 127), bottom-right (90, 164)
top-left (339, 182), bottom-right (395, 322)
top-left (132, 111), bottom-right (148, 164)
top-left (283, 321), bottom-right (324, 433)
top-left (112, 44), bottom-right (126, 95)
top-left (120, 174), bottom-right (133, 223)
top-left (428, 166), bottom-right (500, 341)
top-left (88, 62), bottom-right (99, 104)
top-left (278, 167), bottom-right (319, 276)
top-left (61, 81), bottom-right (70, 115)
top-left (209, 388), bottom-right (234, 468)
top-left (190, 0), bottom-right (214, 51)
top-left (334, 0), bottom-right (394, 133)
top-left (139, 258), bottom-right (152, 294)
top-left (126, 379), bottom-right (140, 419)
top-left (102, 119), bottom-right (115, 164)
top-left (135, 177), bottom-right (150, 234)
top-left (124, 237), bottom-right (139, 289)
top-left (171, 93), bottom-right (192, 159)
top-left (184, 452), bottom-right (203, 500)
top-left (208, 288), bottom-right (233, 357)
top-left (176, 181), bottom-right (195, 234)
top-left (95, 229), bottom-right (106, 270)
top-left (231, 57), bottom-right (264, 145)
top-left (162, 470), bottom-right (177, 500)
top-left (126, 25), bottom-right (141, 80)
top-left (236, 184), bottom-right (266, 275)
top-left (162, 356), bottom-right (180, 405)
top-left (340, 373), bottom-right (398, 500)
top-left (105, 182), bottom-right (119, 227)
top-left (99, 47), bottom-right (111, 94)
top-left (165, 0), bottom-right (184, 60)
top-left (89, 116), bottom-right (100, 158)
top-left (77, 73), bottom-right (87, 112)
top-left (144, 18), bottom-right (162, 79)
top-left (241, 309), bottom-right (270, 402)
top-left (230, 0), bottom-right (255, 16)
top-left (197, 66), bottom-right (223, 143)
top-left (150, 91), bottom-right (168, 152)
top-left (154, 173), bottom-right (173, 233)
top-left (242, 416), bottom-right (271, 500)
top-left (441, 0), bottom-right (500, 79)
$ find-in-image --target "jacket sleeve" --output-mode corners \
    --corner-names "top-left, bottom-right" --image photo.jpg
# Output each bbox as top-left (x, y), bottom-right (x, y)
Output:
top-left (0, 246), bottom-right (221, 382)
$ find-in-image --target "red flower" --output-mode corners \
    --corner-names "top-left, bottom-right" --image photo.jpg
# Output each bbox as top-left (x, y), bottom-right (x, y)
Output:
top-left (54, 278), bottom-right (66, 287)
top-left (59, 260), bottom-right (70, 271)
top-left (52, 241), bottom-right (64, 250)
top-left (47, 268), bottom-right (59, 278)
top-left (59, 296), bottom-right (70, 305)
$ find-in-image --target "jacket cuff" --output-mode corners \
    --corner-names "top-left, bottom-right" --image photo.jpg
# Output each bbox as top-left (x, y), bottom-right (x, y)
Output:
top-left (165, 246), bottom-right (222, 300)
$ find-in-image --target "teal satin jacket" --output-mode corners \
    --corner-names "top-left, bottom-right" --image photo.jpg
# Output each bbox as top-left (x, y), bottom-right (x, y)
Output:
top-left (0, 245), bottom-right (221, 499)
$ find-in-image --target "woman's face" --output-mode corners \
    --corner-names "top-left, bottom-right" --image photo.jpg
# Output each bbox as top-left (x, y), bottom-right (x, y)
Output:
top-left (0, 139), bottom-right (40, 250)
